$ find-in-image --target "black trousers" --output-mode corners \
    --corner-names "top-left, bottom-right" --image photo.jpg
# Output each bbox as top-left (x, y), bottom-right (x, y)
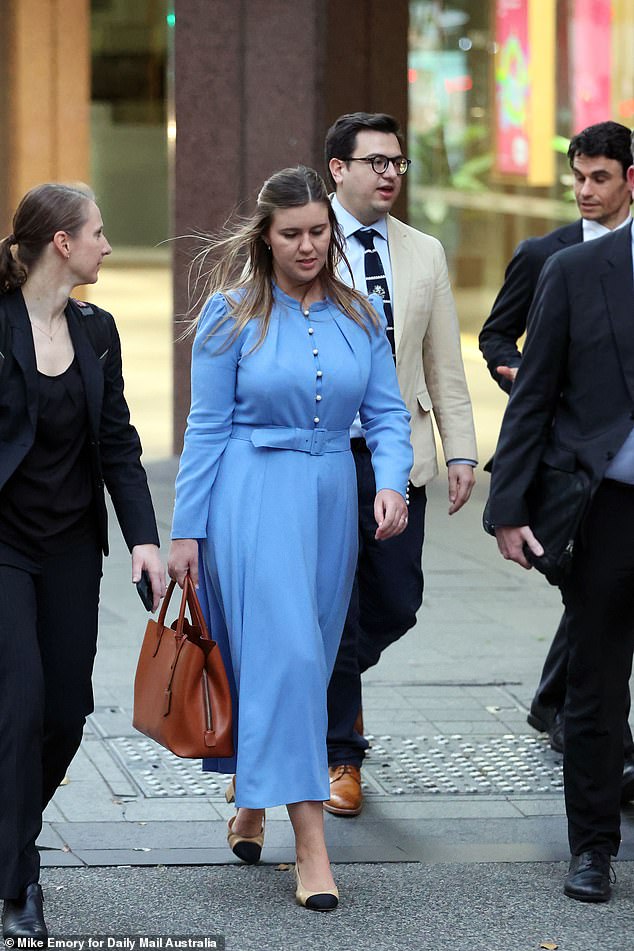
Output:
top-left (327, 440), bottom-right (426, 766)
top-left (534, 610), bottom-right (634, 756)
top-left (561, 480), bottom-right (634, 855)
top-left (0, 540), bottom-right (102, 898)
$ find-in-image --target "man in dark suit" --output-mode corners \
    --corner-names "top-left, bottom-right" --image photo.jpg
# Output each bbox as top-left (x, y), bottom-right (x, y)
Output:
top-left (479, 122), bottom-right (634, 802)
top-left (488, 200), bottom-right (634, 901)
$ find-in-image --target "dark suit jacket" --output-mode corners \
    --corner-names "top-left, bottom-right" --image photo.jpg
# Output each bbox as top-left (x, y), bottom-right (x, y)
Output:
top-left (0, 289), bottom-right (159, 555)
top-left (487, 223), bottom-right (634, 527)
top-left (479, 220), bottom-right (583, 393)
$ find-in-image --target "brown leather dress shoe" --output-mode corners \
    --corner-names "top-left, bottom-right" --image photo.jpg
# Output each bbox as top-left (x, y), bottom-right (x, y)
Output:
top-left (324, 764), bottom-right (363, 816)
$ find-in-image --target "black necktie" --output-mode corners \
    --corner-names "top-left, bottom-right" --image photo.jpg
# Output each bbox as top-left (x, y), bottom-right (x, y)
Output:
top-left (354, 228), bottom-right (395, 356)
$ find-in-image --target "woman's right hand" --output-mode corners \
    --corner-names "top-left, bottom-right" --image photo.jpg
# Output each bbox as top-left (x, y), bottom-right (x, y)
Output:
top-left (168, 538), bottom-right (199, 588)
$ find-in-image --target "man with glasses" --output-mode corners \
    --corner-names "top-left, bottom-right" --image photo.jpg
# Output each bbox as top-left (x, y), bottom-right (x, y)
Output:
top-left (323, 112), bottom-right (477, 816)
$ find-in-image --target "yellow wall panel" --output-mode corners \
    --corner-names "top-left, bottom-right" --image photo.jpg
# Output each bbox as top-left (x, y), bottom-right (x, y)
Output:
top-left (528, 0), bottom-right (556, 186)
top-left (6, 0), bottom-right (90, 211)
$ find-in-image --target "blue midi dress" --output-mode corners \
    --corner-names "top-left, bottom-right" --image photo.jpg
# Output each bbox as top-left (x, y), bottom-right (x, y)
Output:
top-left (171, 286), bottom-right (412, 808)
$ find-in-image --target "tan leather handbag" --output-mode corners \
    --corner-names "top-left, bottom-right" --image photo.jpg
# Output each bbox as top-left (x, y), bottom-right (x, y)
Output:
top-left (133, 575), bottom-right (234, 758)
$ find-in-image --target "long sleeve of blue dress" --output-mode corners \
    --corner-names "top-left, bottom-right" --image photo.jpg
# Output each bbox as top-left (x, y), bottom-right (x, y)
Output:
top-left (171, 294), bottom-right (238, 539)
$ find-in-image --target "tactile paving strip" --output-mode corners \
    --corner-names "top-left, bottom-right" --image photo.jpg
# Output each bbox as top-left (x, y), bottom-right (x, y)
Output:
top-left (363, 733), bottom-right (563, 796)
top-left (105, 736), bottom-right (233, 798)
top-left (104, 733), bottom-right (563, 799)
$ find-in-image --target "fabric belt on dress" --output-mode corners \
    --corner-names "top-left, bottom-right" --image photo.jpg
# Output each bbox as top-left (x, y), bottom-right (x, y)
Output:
top-left (230, 423), bottom-right (350, 456)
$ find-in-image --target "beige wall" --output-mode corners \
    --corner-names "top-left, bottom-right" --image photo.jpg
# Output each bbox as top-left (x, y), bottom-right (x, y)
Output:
top-left (0, 0), bottom-right (90, 233)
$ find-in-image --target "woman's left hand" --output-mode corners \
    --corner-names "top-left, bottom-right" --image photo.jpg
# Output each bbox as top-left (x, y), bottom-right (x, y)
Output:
top-left (374, 489), bottom-right (409, 540)
top-left (131, 544), bottom-right (166, 612)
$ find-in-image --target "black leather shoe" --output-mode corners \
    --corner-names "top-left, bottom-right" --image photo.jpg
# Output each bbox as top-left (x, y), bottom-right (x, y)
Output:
top-left (621, 759), bottom-right (634, 805)
top-left (2, 883), bottom-right (48, 939)
top-left (564, 851), bottom-right (612, 903)
top-left (527, 701), bottom-right (564, 753)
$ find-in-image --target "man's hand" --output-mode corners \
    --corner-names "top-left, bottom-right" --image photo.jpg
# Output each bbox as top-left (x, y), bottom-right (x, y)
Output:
top-left (168, 538), bottom-right (200, 588)
top-left (496, 365), bottom-right (518, 384)
top-left (448, 463), bottom-right (475, 515)
top-left (131, 544), bottom-right (166, 612)
top-left (374, 488), bottom-right (409, 540)
top-left (495, 525), bottom-right (544, 569)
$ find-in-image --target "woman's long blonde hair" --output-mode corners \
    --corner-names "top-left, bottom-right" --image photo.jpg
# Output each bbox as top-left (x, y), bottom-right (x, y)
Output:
top-left (186, 165), bottom-right (380, 348)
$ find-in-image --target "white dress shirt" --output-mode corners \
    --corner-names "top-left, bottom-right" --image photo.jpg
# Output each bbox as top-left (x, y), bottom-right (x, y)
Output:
top-left (582, 215), bottom-right (631, 242)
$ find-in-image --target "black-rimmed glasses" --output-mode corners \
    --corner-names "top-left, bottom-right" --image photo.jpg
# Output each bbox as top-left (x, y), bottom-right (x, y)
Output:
top-left (345, 154), bottom-right (411, 176)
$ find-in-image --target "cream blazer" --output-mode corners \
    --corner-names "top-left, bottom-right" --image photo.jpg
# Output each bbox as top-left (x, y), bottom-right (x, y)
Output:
top-left (388, 215), bottom-right (477, 486)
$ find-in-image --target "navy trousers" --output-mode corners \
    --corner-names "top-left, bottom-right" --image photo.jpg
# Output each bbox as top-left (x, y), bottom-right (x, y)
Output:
top-left (327, 440), bottom-right (426, 766)
top-left (0, 540), bottom-right (102, 898)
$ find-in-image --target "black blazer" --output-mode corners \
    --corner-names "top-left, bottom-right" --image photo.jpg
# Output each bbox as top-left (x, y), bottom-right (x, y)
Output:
top-left (479, 220), bottom-right (583, 393)
top-left (0, 289), bottom-right (159, 555)
top-left (488, 223), bottom-right (634, 527)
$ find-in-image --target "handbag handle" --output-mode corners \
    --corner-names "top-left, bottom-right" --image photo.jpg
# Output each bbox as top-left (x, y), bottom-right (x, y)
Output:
top-left (156, 578), bottom-right (180, 626)
top-left (182, 574), bottom-right (211, 641)
top-left (157, 576), bottom-right (211, 641)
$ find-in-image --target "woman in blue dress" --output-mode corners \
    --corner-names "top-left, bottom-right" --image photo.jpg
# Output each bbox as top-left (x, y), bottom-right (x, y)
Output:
top-left (168, 166), bottom-right (412, 910)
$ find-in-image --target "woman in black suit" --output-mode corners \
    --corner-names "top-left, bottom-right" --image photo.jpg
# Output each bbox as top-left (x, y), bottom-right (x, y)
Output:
top-left (0, 183), bottom-right (165, 938)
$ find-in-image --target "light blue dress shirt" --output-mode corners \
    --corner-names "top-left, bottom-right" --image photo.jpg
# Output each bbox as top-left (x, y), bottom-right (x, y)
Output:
top-left (331, 194), bottom-right (393, 299)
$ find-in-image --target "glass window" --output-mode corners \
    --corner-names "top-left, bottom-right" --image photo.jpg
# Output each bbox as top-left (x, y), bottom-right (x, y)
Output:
top-left (91, 0), bottom-right (169, 247)
top-left (408, 1), bottom-right (634, 333)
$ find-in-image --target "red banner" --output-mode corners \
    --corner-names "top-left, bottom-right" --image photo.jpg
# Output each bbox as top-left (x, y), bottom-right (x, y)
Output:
top-left (495, 0), bottom-right (530, 176)
top-left (572, 0), bottom-right (612, 132)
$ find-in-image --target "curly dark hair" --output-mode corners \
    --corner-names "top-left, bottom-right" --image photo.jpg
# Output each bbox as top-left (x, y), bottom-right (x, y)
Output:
top-left (568, 121), bottom-right (632, 178)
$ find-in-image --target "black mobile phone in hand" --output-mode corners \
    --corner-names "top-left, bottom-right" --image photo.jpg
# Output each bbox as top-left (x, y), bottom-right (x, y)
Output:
top-left (136, 569), bottom-right (154, 611)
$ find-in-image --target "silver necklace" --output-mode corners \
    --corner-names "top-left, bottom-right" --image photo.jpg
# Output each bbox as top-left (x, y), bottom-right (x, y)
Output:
top-left (31, 316), bottom-right (65, 343)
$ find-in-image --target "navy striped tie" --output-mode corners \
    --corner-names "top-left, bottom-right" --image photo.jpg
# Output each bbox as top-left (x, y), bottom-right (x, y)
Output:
top-left (354, 228), bottom-right (395, 357)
